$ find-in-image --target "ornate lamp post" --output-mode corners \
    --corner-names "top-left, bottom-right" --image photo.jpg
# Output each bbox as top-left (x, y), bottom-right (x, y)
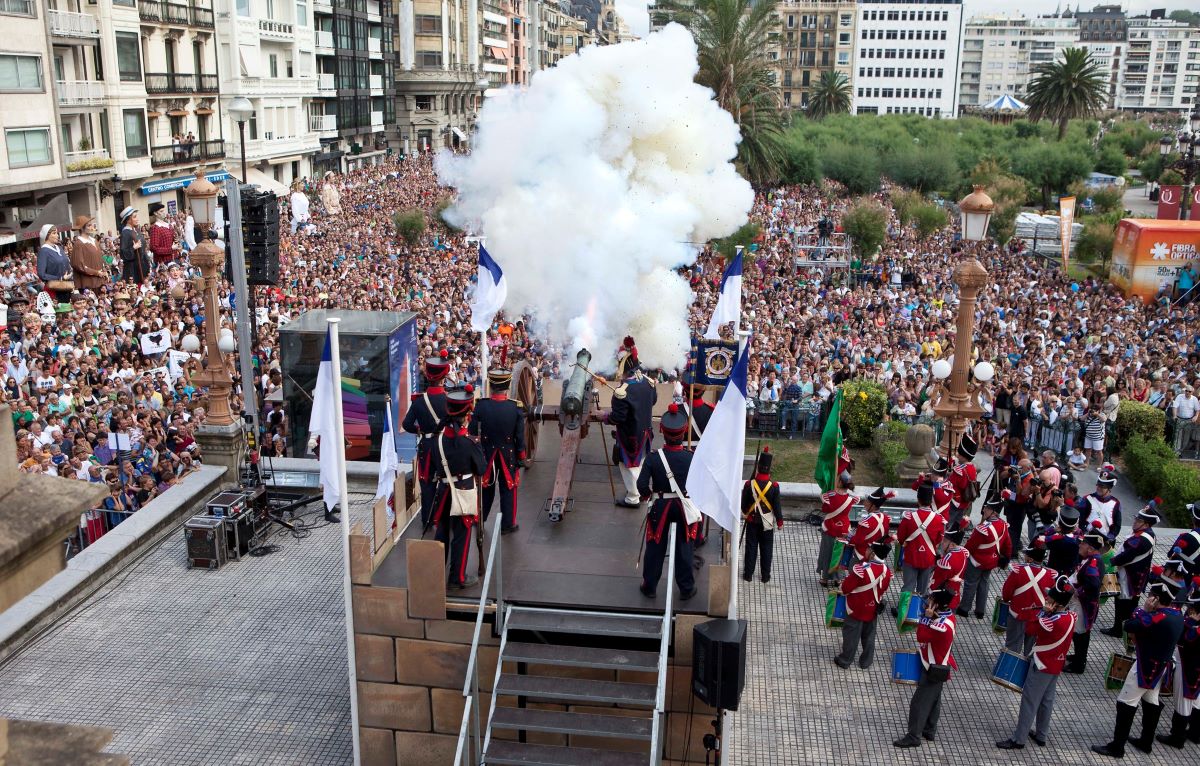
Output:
top-left (1159, 109), bottom-right (1200, 220)
top-left (930, 186), bottom-right (996, 455)
top-left (186, 166), bottom-right (237, 428)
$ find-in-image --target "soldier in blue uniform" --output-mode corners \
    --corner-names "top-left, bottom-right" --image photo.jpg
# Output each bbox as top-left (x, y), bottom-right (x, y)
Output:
top-left (1064, 524), bottom-right (1105, 674)
top-left (469, 368), bottom-right (527, 535)
top-left (1043, 506), bottom-right (1081, 589)
top-left (1168, 502), bottom-right (1200, 594)
top-left (608, 360), bottom-right (657, 508)
top-left (1158, 577), bottom-right (1200, 748)
top-left (1094, 579), bottom-right (1186, 758)
top-left (742, 447), bottom-right (782, 583)
top-left (1104, 501), bottom-right (1162, 638)
top-left (403, 349), bottom-right (450, 527)
top-left (686, 389), bottom-right (714, 444)
top-left (637, 404), bottom-right (699, 600)
top-left (429, 387), bottom-right (487, 590)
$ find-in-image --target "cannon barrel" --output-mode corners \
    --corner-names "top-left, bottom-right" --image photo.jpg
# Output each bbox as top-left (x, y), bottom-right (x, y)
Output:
top-left (560, 348), bottom-right (593, 421)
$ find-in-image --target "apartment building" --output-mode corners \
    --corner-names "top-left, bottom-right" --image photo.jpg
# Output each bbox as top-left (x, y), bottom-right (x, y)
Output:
top-left (773, 0), bottom-right (857, 112)
top-left (1119, 17), bottom-right (1200, 112)
top-left (212, 0), bottom-right (321, 189)
top-left (852, 0), bottom-right (964, 117)
top-left (958, 15), bottom-right (1078, 109)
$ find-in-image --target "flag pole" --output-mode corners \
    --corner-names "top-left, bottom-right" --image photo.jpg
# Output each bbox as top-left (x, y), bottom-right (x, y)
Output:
top-left (328, 317), bottom-right (361, 766)
top-left (730, 287), bottom-right (750, 623)
top-left (481, 332), bottom-right (489, 398)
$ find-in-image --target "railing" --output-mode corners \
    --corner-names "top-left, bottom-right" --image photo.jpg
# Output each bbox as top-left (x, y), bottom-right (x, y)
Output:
top-left (75, 508), bottom-right (135, 555)
top-left (309, 114), bottom-right (336, 131)
top-left (260, 19), bottom-right (294, 36)
top-left (164, 1), bottom-right (190, 24)
top-left (649, 524), bottom-right (677, 766)
top-left (150, 139), bottom-right (224, 167)
top-left (196, 73), bottom-right (218, 92)
top-left (139, 0), bottom-right (163, 20)
top-left (368, 74), bottom-right (382, 90)
top-left (56, 79), bottom-right (106, 106)
top-left (64, 148), bottom-right (114, 176)
top-left (48, 8), bottom-right (100, 37)
top-left (318, 72), bottom-right (335, 90)
top-left (315, 30), bottom-right (334, 48)
top-left (191, 4), bottom-right (213, 27)
top-left (456, 513), bottom-right (505, 765)
top-left (145, 72), bottom-right (196, 93)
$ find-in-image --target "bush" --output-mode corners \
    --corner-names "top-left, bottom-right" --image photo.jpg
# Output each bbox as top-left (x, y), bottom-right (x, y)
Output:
top-left (840, 378), bottom-right (888, 447)
top-left (713, 221), bottom-right (761, 260)
top-left (392, 209), bottom-right (426, 247)
top-left (1089, 185), bottom-right (1124, 214)
top-left (779, 139), bottom-right (820, 185)
top-left (66, 157), bottom-right (115, 173)
top-left (1157, 461), bottom-right (1200, 528)
top-left (879, 440), bottom-right (909, 486)
top-left (1094, 146), bottom-right (1127, 177)
top-left (1111, 400), bottom-right (1166, 455)
top-left (1160, 169), bottom-right (1185, 186)
top-left (911, 203), bottom-right (949, 238)
top-left (1121, 434), bottom-right (1176, 499)
top-left (890, 189), bottom-right (923, 227)
top-left (821, 144), bottom-right (881, 195)
top-left (883, 147), bottom-right (956, 193)
top-left (1074, 217), bottom-right (1117, 269)
top-left (842, 199), bottom-right (887, 259)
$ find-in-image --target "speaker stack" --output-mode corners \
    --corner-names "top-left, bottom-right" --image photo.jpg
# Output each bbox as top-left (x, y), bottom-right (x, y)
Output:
top-left (242, 189), bottom-right (280, 286)
top-left (692, 618), bottom-right (748, 711)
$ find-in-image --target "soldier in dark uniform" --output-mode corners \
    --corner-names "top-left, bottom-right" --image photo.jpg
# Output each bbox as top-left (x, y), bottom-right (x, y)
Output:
top-left (1104, 501), bottom-right (1162, 638)
top-left (429, 387), bottom-right (487, 590)
top-left (637, 404), bottom-right (698, 600)
top-left (1043, 506), bottom-right (1081, 579)
top-left (469, 368), bottom-right (526, 535)
top-left (1064, 524), bottom-right (1106, 674)
top-left (742, 447), bottom-right (782, 583)
top-left (403, 349), bottom-right (450, 527)
top-left (686, 388), bottom-right (714, 443)
top-left (1158, 578), bottom-right (1200, 748)
top-left (607, 360), bottom-right (657, 508)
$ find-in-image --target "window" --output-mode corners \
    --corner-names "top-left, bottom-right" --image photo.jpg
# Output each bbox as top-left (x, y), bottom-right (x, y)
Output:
top-left (122, 109), bottom-right (147, 158)
top-left (269, 54), bottom-right (278, 77)
top-left (839, 33), bottom-right (849, 45)
top-left (116, 32), bottom-right (142, 81)
top-left (416, 14), bottom-right (441, 34)
top-left (0, 0), bottom-right (34, 16)
top-left (237, 0), bottom-right (249, 16)
top-left (296, 0), bottom-right (307, 25)
top-left (417, 50), bottom-right (442, 68)
top-left (5, 127), bottom-right (50, 167)
top-left (0, 53), bottom-right (42, 91)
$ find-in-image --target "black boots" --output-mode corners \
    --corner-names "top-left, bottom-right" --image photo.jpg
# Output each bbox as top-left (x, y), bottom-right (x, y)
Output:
top-left (1190, 711), bottom-right (1200, 744)
top-left (1156, 712), bottom-right (1190, 749)
top-left (1093, 701), bottom-right (1138, 758)
top-left (1129, 701), bottom-right (1164, 754)
top-left (1064, 631), bottom-right (1091, 674)
top-left (1102, 599), bottom-right (1134, 638)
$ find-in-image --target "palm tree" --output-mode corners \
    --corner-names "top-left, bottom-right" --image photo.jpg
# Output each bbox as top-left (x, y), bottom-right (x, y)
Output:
top-left (657, 0), bottom-right (785, 186)
top-left (806, 71), bottom-right (852, 120)
top-left (1024, 47), bottom-right (1108, 140)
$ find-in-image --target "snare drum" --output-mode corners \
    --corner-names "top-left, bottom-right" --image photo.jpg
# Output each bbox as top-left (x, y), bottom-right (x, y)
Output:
top-left (1100, 572), bottom-right (1120, 602)
top-left (893, 544), bottom-right (904, 571)
top-left (892, 650), bottom-right (921, 685)
top-left (1105, 653), bottom-right (1135, 692)
top-left (990, 649), bottom-right (1030, 693)
top-left (829, 538), bottom-right (853, 574)
top-left (1161, 661), bottom-right (1175, 698)
top-left (897, 591), bottom-right (924, 634)
top-left (825, 592), bottom-right (847, 629)
top-left (992, 597), bottom-right (1009, 635)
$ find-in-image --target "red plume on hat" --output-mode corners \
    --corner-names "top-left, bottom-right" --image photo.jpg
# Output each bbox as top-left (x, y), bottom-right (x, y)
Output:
top-left (1152, 564), bottom-right (1165, 577)
top-left (1091, 520), bottom-right (1102, 528)
top-left (668, 403), bottom-right (678, 414)
top-left (439, 349), bottom-right (449, 359)
top-left (623, 336), bottom-right (635, 349)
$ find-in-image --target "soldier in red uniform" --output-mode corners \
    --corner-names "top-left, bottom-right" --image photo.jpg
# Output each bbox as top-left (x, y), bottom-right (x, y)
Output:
top-left (916, 456), bottom-right (956, 522)
top-left (894, 587), bottom-right (958, 749)
top-left (849, 487), bottom-right (893, 559)
top-left (897, 483), bottom-right (946, 597)
top-left (1159, 578), bottom-right (1200, 748)
top-left (931, 520), bottom-right (969, 612)
top-left (959, 493), bottom-right (1012, 618)
top-left (403, 350), bottom-right (450, 528)
top-left (999, 539), bottom-right (1057, 655)
top-left (834, 540), bottom-right (893, 670)
top-left (817, 471), bottom-right (857, 587)
top-left (947, 432), bottom-right (980, 528)
top-left (996, 576), bottom-right (1077, 750)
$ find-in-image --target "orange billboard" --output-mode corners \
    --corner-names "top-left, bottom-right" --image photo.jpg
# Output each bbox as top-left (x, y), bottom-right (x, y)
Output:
top-left (1109, 219), bottom-right (1200, 302)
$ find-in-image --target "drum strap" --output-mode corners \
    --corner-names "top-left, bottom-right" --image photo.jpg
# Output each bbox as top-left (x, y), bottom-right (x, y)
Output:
top-left (969, 523), bottom-right (1001, 567)
top-left (1013, 567), bottom-right (1049, 606)
top-left (850, 564), bottom-right (886, 602)
top-left (687, 405), bottom-right (705, 439)
top-left (1178, 531), bottom-right (1200, 565)
top-left (1124, 537), bottom-right (1155, 567)
top-left (1031, 616), bottom-right (1073, 671)
top-left (904, 511), bottom-right (937, 553)
top-left (825, 494), bottom-right (855, 521)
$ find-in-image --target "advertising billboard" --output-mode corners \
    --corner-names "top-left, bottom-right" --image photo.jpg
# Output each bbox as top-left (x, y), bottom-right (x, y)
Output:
top-left (1110, 219), bottom-right (1200, 303)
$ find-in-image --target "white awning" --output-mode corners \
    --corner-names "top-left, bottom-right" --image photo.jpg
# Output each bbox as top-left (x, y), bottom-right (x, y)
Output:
top-left (246, 167), bottom-right (290, 197)
top-left (451, 127), bottom-right (467, 141)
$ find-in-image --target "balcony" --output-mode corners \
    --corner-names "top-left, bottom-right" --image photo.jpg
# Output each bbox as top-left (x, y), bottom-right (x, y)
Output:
top-left (318, 73), bottom-right (335, 91)
top-left (48, 9), bottom-right (100, 39)
top-left (313, 0), bottom-right (331, 12)
top-left (315, 30), bottom-right (334, 50)
top-left (369, 74), bottom-right (382, 90)
top-left (370, 110), bottom-right (384, 129)
top-left (196, 73), bottom-right (218, 93)
top-left (191, 4), bottom-right (213, 27)
top-left (163, 2), bottom-right (189, 24)
top-left (139, 0), bottom-right (162, 20)
top-left (150, 139), bottom-right (224, 168)
top-left (260, 19), bottom-right (294, 38)
top-left (368, 37), bottom-right (381, 54)
top-left (145, 72), bottom-right (196, 93)
top-left (56, 80), bottom-right (106, 107)
top-left (309, 114), bottom-right (337, 132)
top-left (64, 149), bottom-right (114, 177)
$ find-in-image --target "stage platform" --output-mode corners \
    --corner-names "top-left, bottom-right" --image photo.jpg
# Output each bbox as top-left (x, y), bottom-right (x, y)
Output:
top-left (372, 423), bottom-right (713, 616)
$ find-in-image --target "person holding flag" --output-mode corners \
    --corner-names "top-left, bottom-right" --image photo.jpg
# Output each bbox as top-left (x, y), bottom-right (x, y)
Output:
top-left (704, 246), bottom-right (742, 341)
top-left (469, 244), bottom-right (507, 388)
top-left (375, 398), bottom-right (400, 535)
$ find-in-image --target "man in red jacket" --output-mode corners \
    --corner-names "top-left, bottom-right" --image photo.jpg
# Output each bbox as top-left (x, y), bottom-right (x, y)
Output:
top-left (849, 487), bottom-right (892, 559)
top-left (915, 455), bottom-right (956, 522)
top-left (948, 432), bottom-right (980, 527)
top-left (834, 540), bottom-right (894, 670)
top-left (897, 482), bottom-right (946, 597)
top-left (1000, 539), bottom-right (1058, 655)
top-left (996, 576), bottom-right (1078, 750)
top-left (817, 471), bottom-right (857, 587)
top-left (959, 493), bottom-right (1013, 619)
top-left (894, 587), bottom-right (958, 749)
top-left (932, 520), bottom-right (970, 612)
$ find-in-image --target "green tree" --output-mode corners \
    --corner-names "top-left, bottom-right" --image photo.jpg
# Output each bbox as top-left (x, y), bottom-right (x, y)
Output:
top-left (1024, 47), bottom-right (1108, 141)
top-left (842, 199), bottom-right (887, 259)
top-left (667, 0), bottom-right (784, 185)
top-left (890, 188), bottom-right (923, 227)
top-left (1094, 146), bottom-right (1127, 177)
top-left (912, 203), bottom-right (949, 238)
top-left (1074, 216), bottom-right (1117, 272)
top-left (1012, 141), bottom-right (1093, 208)
top-left (778, 136), bottom-right (820, 185)
top-left (712, 221), bottom-right (761, 259)
top-left (821, 143), bottom-right (881, 195)
top-left (806, 71), bottom-right (852, 120)
top-left (883, 146), bottom-right (956, 193)
top-left (392, 209), bottom-right (426, 247)
top-left (1168, 10), bottom-right (1200, 26)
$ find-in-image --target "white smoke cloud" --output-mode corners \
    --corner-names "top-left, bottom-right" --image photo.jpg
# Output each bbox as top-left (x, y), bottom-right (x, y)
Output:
top-left (437, 23), bottom-right (753, 372)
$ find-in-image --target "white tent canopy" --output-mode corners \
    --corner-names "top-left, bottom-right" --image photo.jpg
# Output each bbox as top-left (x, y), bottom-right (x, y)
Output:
top-left (982, 94), bottom-right (1028, 112)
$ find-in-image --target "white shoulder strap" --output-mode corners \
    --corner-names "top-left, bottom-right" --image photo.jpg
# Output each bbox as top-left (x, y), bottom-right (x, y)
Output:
top-left (660, 449), bottom-right (686, 497)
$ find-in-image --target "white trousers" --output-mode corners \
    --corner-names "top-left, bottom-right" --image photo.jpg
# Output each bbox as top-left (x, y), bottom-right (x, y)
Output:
top-left (1174, 648), bottom-right (1197, 716)
top-left (1117, 658), bottom-right (1163, 706)
top-left (618, 463), bottom-right (641, 505)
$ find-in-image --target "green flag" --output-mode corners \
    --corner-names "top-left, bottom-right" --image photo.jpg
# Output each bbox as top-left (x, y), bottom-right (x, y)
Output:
top-left (815, 389), bottom-right (844, 493)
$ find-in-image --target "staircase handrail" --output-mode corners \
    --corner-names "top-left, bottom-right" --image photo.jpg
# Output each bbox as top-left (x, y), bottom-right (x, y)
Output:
top-left (649, 523), bottom-right (677, 765)
top-left (458, 511), bottom-right (505, 762)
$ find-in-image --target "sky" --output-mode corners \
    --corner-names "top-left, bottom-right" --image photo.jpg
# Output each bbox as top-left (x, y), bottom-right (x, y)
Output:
top-left (618, 1), bottom-right (1197, 41)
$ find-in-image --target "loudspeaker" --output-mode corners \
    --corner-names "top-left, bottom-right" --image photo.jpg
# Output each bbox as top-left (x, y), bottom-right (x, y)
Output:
top-left (691, 618), bottom-right (747, 711)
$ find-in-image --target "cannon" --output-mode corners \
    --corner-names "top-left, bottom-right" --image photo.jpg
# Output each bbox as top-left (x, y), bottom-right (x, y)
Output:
top-left (538, 348), bottom-right (608, 522)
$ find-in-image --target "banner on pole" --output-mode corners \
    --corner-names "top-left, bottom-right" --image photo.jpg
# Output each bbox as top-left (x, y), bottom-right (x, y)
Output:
top-left (1059, 196), bottom-right (1075, 271)
top-left (686, 338), bottom-right (739, 387)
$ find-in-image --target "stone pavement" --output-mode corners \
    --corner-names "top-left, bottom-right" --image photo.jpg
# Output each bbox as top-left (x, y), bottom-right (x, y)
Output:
top-left (726, 521), bottom-right (1197, 766)
top-left (0, 493), bottom-right (374, 766)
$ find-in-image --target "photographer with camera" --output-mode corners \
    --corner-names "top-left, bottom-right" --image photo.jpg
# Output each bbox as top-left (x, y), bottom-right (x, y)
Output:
top-left (1001, 458), bottom-right (1036, 552)
top-left (1031, 450), bottom-right (1065, 537)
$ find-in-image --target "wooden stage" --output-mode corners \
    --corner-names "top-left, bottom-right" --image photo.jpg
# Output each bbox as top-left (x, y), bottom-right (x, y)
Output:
top-left (371, 422), bottom-right (713, 615)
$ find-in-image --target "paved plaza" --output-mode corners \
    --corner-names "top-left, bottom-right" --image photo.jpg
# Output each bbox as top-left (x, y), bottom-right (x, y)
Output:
top-left (0, 494), bottom-right (374, 766)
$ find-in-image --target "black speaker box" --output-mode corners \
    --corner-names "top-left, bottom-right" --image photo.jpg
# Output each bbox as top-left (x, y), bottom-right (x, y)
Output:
top-left (692, 618), bottom-right (747, 711)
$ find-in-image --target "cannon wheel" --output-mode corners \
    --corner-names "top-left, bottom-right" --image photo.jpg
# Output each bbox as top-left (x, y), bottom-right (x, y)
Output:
top-left (509, 360), bottom-right (540, 462)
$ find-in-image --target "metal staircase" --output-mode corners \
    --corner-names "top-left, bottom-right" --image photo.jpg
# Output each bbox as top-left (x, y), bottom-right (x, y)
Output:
top-left (455, 524), bottom-right (677, 766)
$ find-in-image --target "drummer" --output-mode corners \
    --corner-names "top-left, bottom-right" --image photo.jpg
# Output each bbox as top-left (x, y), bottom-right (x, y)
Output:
top-left (1157, 577), bottom-right (1200, 749)
top-left (1093, 579), bottom-right (1185, 758)
top-left (893, 587), bottom-right (958, 749)
top-left (1104, 501), bottom-right (1162, 639)
top-left (999, 538), bottom-right (1057, 656)
top-left (996, 575), bottom-right (1077, 750)
top-left (833, 540), bottom-right (894, 671)
top-left (849, 487), bottom-right (893, 560)
top-left (1063, 523), bottom-right (1106, 674)
top-left (931, 519), bottom-right (969, 612)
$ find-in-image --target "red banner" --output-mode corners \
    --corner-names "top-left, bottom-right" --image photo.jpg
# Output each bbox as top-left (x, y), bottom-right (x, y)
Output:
top-left (1158, 185), bottom-right (1183, 220)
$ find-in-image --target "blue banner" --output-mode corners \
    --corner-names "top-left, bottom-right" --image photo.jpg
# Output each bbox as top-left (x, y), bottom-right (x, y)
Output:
top-left (686, 338), bottom-right (739, 386)
top-left (139, 170), bottom-right (230, 196)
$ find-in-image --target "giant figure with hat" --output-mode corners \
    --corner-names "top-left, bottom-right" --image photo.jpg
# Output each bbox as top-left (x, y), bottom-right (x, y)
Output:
top-left (469, 368), bottom-right (526, 535)
top-left (403, 349), bottom-right (450, 527)
top-left (68, 215), bottom-right (108, 292)
top-left (429, 386), bottom-right (487, 590)
top-left (147, 201), bottom-right (178, 267)
top-left (636, 403), bottom-right (698, 601)
top-left (1104, 500), bottom-right (1163, 638)
top-left (118, 206), bottom-right (148, 285)
top-left (741, 447), bottom-right (782, 583)
top-left (607, 343), bottom-right (656, 508)
top-left (1093, 577), bottom-right (1186, 758)
top-left (1063, 523), bottom-right (1106, 674)
top-left (1158, 577), bottom-right (1200, 748)
top-left (958, 492), bottom-right (1012, 619)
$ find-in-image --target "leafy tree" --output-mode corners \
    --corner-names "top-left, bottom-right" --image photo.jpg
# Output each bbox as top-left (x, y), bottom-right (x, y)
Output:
top-left (392, 209), bottom-right (426, 247)
top-left (807, 71), bottom-right (852, 120)
top-left (890, 188), bottom-right (923, 227)
top-left (912, 203), bottom-right (949, 238)
top-left (1168, 10), bottom-right (1200, 26)
top-left (1012, 141), bottom-right (1093, 208)
top-left (883, 146), bottom-right (956, 193)
top-left (712, 221), bottom-right (761, 259)
top-left (1075, 217), bottom-right (1116, 272)
top-left (1094, 146), bottom-right (1127, 177)
top-left (1161, 169), bottom-right (1185, 186)
top-left (1025, 47), bottom-right (1108, 140)
top-left (821, 143), bottom-right (881, 195)
top-left (969, 159), bottom-right (1030, 244)
top-left (842, 199), bottom-right (887, 259)
top-left (778, 136), bottom-right (820, 185)
top-left (667, 0), bottom-right (784, 186)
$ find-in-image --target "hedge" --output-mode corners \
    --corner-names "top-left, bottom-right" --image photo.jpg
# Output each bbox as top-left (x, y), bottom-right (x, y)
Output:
top-left (871, 420), bottom-right (910, 486)
top-left (840, 379), bottom-right (888, 447)
top-left (1111, 400), bottom-right (1166, 455)
top-left (1121, 434), bottom-right (1197, 526)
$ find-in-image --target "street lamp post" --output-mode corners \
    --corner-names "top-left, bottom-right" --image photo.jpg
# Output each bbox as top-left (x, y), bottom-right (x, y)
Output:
top-left (228, 97), bottom-right (254, 184)
top-left (931, 186), bottom-right (996, 456)
top-left (1159, 109), bottom-right (1200, 221)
